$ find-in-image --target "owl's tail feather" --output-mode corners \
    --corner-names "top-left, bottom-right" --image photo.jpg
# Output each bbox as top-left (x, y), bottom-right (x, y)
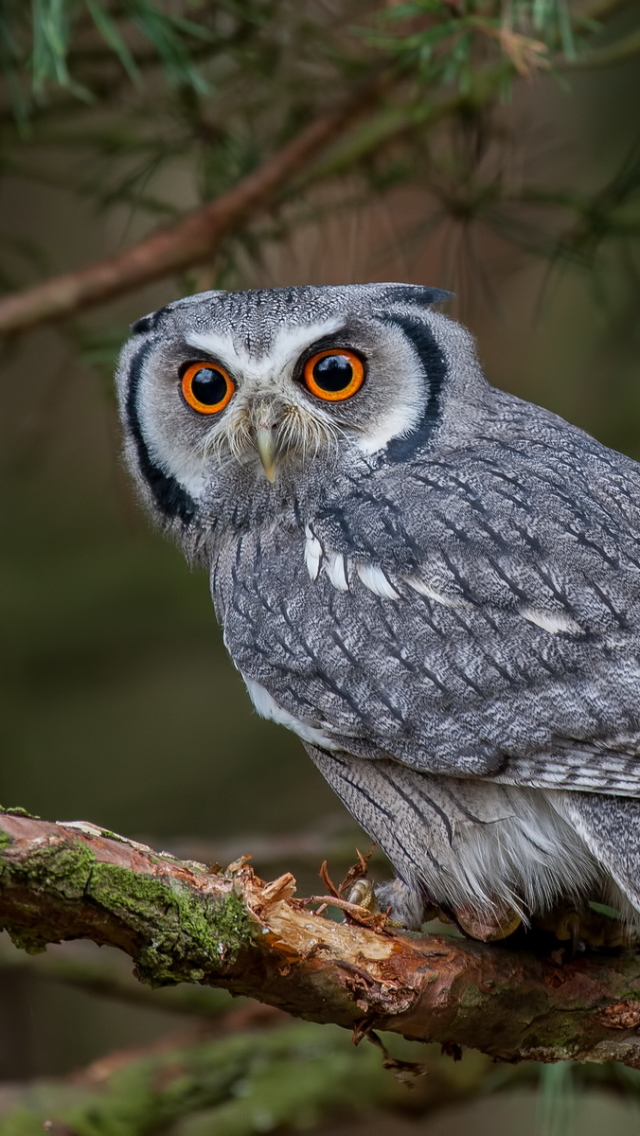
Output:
top-left (551, 791), bottom-right (640, 925)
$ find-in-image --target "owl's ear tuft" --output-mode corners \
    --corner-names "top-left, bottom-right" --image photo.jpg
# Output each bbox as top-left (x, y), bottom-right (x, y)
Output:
top-left (130, 290), bottom-right (229, 335)
top-left (130, 307), bottom-right (166, 335)
top-left (375, 284), bottom-right (454, 308)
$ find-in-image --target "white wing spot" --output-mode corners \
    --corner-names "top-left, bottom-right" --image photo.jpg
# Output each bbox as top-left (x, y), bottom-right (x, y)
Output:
top-left (356, 562), bottom-right (399, 599)
top-left (304, 525), bottom-right (322, 581)
top-left (324, 550), bottom-right (349, 592)
top-left (242, 675), bottom-right (341, 749)
top-left (404, 575), bottom-right (472, 609)
top-left (520, 607), bottom-right (581, 635)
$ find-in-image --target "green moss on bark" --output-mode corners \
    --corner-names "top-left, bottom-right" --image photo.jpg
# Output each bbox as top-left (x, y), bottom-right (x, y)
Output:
top-left (0, 830), bottom-right (252, 985)
top-left (0, 830), bottom-right (96, 915)
top-left (15, 840), bottom-right (97, 900)
top-left (6, 928), bottom-right (48, 955)
top-left (0, 807), bottom-right (41, 819)
top-left (88, 862), bottom-right (251, 985)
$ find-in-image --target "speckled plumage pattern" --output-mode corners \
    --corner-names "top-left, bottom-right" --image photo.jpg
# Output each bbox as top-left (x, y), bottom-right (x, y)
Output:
top-left (116, 283), bottom-right (640, 929)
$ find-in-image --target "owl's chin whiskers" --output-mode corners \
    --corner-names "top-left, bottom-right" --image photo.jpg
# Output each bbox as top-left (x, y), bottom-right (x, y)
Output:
top-left (196, 417), bottom-right (253, 468)
top-left (194, 420), bottom-right (343, 491)
top-left (276, 406), bottom-right (342, 467)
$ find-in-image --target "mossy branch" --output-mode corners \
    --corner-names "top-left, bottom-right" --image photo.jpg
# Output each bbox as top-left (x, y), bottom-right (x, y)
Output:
top-left (3, 811), bottom-right (640, 1068)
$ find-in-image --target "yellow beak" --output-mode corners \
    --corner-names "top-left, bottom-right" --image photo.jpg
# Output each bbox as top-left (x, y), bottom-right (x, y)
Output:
top-left (255, 425), bottom-right (278, 483)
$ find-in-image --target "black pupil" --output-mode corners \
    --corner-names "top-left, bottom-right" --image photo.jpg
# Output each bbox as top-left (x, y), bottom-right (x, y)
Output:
top-left (191, 367), bottom-right (227, 405)
top-left (312, 354), bottom-right (354, 392)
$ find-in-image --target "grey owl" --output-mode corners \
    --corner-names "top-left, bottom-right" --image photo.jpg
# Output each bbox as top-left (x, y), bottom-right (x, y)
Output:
top-left (116, 282), bottom-right (640, 937)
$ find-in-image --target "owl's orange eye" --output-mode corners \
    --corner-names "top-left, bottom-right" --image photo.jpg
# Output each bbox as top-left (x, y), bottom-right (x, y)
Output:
top-left (303, 349), bottom-right (365, 402)
top-left (181, 362), bottom-right (235, 414)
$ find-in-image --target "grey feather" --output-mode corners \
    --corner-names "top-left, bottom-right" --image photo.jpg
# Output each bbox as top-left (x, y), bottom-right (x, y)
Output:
top-left (116, 282), bottom-right (640, 929)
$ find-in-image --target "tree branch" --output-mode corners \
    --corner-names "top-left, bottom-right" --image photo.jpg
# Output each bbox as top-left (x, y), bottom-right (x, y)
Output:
top-left (164, 819), bottom-right (381, 874)
top-left (2, 812), bottom-right (640, 1068)
top-left (565, 25), bottom-right (640, 68)
top-left (0, 87), bottom-right (377, 338)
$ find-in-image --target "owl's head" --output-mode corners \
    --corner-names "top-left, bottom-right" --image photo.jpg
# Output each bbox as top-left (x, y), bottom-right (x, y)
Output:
top-left (116, 283), bottom-right (487, 544)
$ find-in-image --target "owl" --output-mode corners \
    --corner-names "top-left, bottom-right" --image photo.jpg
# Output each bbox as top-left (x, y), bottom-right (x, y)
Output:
top-left (116, 282), bottom-right (640, 940)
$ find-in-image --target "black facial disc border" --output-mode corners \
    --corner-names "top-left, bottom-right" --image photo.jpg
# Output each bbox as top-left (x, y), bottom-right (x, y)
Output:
top-left (125, 340), bottom-right (197, 524)
top-left (381, 314), bottom-right (448, 464)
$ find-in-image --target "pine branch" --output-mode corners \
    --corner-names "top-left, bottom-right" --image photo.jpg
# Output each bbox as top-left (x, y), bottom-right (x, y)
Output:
top-left (0, 1010), bottom-right (548, 1133)
top-left (0, 1), bottom-right (636, 340)
top-left (0, 86), bottom-right (378, 338)
top-left (566, 25), bottom-right (640, 68)
top-left (3, 811), bottom-right (640, 1068)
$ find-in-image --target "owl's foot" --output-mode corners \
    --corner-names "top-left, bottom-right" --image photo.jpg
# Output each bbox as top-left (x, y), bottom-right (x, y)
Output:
top-left (347, 876), bottom-right (521, 936)
top-left (347, 877), bottom-right (627, 949)
top-left (346, 876), bottom-right (379, 914)
top-left (532, 902), bottom-right (627, 951)
top-left (447, 901), bottom-right (522, 942)
top-left (371, 878), bottom-right (435, 931)
top-left (347, 876), bottom-right (426, 929)
top-left (346, 876), bottom-right (524, 940)
top-left (450, 900), bottom-right (630, 949)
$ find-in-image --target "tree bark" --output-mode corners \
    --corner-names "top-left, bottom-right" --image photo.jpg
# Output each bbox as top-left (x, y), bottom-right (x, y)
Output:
top-left (2, 810), bottom-right (640, 1068)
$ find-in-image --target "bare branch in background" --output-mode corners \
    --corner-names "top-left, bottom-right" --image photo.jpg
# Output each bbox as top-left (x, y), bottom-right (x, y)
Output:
top-left (161, 818), bottom-right (379, 873)
top-left (565, 26), bottom-right (640, 68)
top-left (0, 934), bottom-right (235, 1019)
top-left (0, 1017), bottom-right (394, 1134)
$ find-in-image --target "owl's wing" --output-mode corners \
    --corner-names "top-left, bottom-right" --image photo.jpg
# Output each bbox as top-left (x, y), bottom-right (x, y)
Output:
top-left (290, 415), bottom-right (640, 797)
top-left (554, 792), bottom-right (640, 912)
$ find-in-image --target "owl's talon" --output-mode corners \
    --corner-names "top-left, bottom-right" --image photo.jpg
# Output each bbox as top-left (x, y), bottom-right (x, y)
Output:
top-left (346, 877), bottom-right (379, 912)
top-left (564, 910), bottom-right (581, 957)
top-left (451, 901), bottom-right (522, 942)
top-left (533, 902), bottom-right (628, 950)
